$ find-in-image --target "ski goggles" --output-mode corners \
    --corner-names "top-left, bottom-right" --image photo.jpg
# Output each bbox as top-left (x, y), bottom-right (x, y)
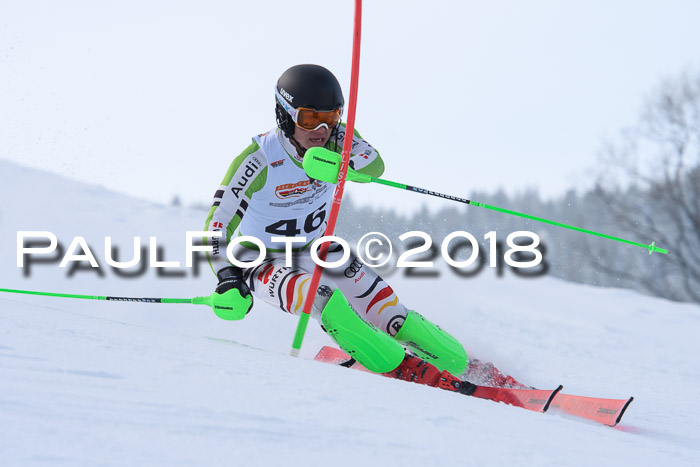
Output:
top-left (276, 88), bottom-right (342, 131)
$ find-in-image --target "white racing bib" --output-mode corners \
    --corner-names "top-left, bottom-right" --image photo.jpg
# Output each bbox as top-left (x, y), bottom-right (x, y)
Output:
top-left (239, 130), bottom-right (334, 249)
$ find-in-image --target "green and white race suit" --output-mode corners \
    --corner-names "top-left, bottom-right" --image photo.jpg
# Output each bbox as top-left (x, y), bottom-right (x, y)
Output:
top-left (203, 125), bottom-right (410, 335)
top-left (204, 124), bottom-right (383, 275)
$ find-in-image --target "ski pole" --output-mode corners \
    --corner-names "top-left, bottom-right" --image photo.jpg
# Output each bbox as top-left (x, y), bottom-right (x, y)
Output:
top-left (0, 287), bottom-right (250, 320)
top-left (303, 147), bottom-right (670, 255)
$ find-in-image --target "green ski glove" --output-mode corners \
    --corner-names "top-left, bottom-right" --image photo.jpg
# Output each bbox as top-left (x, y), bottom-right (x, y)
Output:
top-left (211, 266), bottom-right (253, 320)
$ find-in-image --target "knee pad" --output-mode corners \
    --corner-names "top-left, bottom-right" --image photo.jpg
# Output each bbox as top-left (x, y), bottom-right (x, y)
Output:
top-left (321, 289), bottom-right (405, 373)
top-left (394, 311), bottom-right (468, 375)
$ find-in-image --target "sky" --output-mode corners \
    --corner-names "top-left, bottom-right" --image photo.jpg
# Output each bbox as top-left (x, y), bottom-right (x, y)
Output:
top-left (2, 1), bottom-right (700, 215)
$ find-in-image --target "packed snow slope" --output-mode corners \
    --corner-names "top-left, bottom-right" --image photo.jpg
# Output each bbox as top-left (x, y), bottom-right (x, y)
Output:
top-left (1, 159), bottom-right (699, 466)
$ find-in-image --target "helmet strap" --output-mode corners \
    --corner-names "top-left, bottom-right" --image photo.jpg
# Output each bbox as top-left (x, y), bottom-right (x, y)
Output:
top-left (275, 103), bottom-right (296, 139)
top-left (289, 134), bottom-right (308, 158)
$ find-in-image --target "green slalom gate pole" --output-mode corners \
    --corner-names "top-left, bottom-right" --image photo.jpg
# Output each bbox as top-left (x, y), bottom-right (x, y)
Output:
top-left (302, 147), bottom-right (670, 256)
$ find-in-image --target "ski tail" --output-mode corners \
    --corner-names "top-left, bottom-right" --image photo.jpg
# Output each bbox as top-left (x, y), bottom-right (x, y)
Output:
top-left (314, 345), bottom-right (372, 372)
top-left (550, 393), bottom-right (634, 426)
top-left (315, 345), bottom-right (356, 365)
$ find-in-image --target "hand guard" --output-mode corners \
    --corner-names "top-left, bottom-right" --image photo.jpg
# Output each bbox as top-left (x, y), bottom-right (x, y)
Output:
top-left (212, 266), bottom-right (253, 320)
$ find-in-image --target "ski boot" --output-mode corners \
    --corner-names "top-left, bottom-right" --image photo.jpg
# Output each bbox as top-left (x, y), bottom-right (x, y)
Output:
top-left (385, 353), bottom-right (477, 396)
top-left (394, 311), bottom-right (469, 376)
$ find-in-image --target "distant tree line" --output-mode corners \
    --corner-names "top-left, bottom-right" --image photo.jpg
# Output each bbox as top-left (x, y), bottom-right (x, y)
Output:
top-left (337, 70), bottom-right (700, 305)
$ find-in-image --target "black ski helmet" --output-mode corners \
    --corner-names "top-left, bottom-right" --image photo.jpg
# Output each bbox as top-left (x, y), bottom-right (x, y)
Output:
top-left (275, 64), bottom-right (345, 138)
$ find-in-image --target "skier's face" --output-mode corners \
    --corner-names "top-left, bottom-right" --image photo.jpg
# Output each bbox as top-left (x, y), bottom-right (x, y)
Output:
top-left (293, 125), bottom-right (330, 154)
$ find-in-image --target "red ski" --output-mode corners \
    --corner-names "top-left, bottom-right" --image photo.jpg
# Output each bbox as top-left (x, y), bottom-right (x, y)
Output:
top-left (550, 393), bottom-right (634, 427)
top-left (314, 346), bottom-right (561, 413)
top-left (471, 385), bottom-right (562, 412)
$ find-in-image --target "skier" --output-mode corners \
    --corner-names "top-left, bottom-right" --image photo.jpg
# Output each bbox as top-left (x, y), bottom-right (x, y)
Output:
top-left (204, 64), bottom-right (508, 394)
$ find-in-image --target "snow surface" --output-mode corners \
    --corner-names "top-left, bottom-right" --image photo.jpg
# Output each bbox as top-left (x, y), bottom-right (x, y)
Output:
top-left (1, 159), bottom-right (699, 466)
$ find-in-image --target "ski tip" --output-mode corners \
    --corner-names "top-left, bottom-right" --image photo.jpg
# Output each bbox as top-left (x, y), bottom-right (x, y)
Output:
top-left (614, 396), bottom-right (634, 426)
top-left (543, 385), bottom-right (564, 413)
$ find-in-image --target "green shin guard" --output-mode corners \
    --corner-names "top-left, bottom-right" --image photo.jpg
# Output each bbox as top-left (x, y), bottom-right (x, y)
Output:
top-left (394, 311), bottom-right (469, 375)
top-left (321, 290), bottom-right (405, 373)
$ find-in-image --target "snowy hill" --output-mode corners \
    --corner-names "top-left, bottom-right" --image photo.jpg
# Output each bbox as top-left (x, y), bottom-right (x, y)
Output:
top-left (1, 159), bottom-right (699, 466)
